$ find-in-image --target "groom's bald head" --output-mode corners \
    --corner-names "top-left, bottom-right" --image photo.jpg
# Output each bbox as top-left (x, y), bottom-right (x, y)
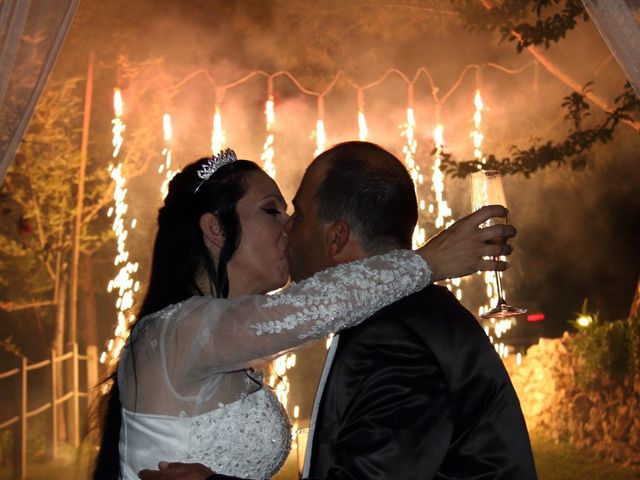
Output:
top-left (286, 141), bottom-right (418, 282)
top-left (313, 141), bottom-right (418, 254)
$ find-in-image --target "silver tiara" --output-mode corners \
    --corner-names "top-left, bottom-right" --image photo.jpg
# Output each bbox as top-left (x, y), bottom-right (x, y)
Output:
top-left (194, 148), bottom-right (238, 192)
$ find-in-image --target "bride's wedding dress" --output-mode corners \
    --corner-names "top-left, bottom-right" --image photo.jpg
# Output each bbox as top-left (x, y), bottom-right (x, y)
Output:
top-left (117, 250), bottom-right (431, 479)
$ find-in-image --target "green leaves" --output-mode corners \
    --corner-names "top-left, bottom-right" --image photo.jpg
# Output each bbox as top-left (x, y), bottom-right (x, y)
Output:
top-left (573, 318), bottom-right (634, 384)
top-left (0, 76), bottom-right (112, 293)
top-left (454, 0), bottom-right (589, 53)
top-left (441, 82), bottom-right (640, 178)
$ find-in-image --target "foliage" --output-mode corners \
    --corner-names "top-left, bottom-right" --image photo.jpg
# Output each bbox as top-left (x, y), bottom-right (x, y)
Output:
top-left (0, 336), bottom-right (22, 357)
top-left (572, 307), bottom-right (637, 383)
top-left (441, 82), bottom-right (640, 178)
top-left (0, 76), bottom-right (113, 305)
top-left (454, 0), bottom-right (590, 52)
top-left (629, 310), bottom-right (640, 378)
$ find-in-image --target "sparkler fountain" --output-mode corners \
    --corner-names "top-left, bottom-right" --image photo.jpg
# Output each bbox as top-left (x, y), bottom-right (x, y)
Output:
top-left (159, 113), bottom-right (178, 199)
top-left (400, 86), bottom-right (426, 249)
top-left (101, 88), bottom-right (142, 366)
top-left (431, 123), bottom-right (463, 300)
top-left (313, 96), bottom-right (327, 157)
top-left (211, 105), bottom-right (226, 154)
top-left (357, 90), bottom-right (368, 141)
top-left (261, 91), bottom-right (277, 179)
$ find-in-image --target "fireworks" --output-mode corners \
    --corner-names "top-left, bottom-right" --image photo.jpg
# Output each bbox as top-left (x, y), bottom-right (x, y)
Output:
top-left (261, 96), bottom-right (276, 179)
top-left (111, 89), bottom-right (125, 158)
top-left (313, 97), bottom-right (327, 157)
top-left (431, 124), bottom-right (462, 300)
top-left (211, 106), bottom-right (226, 154)
top-left (101, 88), bottom-right (140, 366)
top-left (269, 353), bottom-right (297, 410)
top-left (472, 90), bottom-right (486, 166)
top-left (358, 110), bottom-right (368, 141)
top-left (313, 119), bottom-right (326, 157)
top-left (159, 113), bottom-right (178, 199)
top-left (400, 107), bottom-right (426, 249)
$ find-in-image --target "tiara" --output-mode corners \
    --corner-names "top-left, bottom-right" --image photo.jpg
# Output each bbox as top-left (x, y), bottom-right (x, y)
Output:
top-left (194, 148), bottom-right (238, 192)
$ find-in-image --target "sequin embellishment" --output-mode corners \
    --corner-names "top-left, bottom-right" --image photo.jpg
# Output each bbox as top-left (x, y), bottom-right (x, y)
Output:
top-left (183, 388), bottom-right (291, 479)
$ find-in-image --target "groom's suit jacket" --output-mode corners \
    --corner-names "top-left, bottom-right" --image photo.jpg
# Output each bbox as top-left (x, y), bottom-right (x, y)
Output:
top-left (304, 285), bottom-right (537, 480)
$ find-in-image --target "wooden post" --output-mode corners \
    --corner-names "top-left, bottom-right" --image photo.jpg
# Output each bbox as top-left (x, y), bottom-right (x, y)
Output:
top-left (51, 349), bottom-right (57, 459)
top-left (86, 346), bottom-right (98, 399)
top-left (11, 421), bottom-right (19, 480)
top-left (71, 343), bottom-right (80, 448)
top-left (70, 51), bottom-right (94, 346)
top-left (54, 271), bottom-right (67, 442)
top-left (20, 356), bottom-right (27, 479)
top-left (86, 345), bottom-right (98, 438)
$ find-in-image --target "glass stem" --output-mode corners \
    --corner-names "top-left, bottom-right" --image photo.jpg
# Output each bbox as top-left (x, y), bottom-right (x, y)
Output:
top-left (494, 258), bottom-right (505, 304)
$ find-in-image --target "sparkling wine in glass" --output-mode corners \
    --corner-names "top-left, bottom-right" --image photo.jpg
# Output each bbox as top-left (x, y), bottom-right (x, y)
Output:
top-left (471, 170), bottom-right (527, 319)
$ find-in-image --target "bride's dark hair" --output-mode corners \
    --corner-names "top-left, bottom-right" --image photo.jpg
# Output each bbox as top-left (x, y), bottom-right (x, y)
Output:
top-left (93, 157), bottom-right (262, 480)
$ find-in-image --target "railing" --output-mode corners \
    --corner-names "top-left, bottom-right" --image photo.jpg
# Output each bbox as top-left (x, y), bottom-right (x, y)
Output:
top-left (0, 343), bottom-right (98, 479)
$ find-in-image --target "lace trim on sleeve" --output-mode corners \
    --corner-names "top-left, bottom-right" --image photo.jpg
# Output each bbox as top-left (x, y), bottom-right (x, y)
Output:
top-left (248, 249), bottom-right (431, 340)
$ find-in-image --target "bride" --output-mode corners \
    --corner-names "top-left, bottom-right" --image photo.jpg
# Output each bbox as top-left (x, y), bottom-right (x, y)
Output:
top-left (93, 148), bottom-right (513, 480)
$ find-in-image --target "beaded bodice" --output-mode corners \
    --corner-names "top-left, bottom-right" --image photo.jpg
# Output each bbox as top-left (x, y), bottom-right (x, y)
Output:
top-left (183, 387), bottom-right (291, 478)
top-left (119, 387), bottom-right (290, 479)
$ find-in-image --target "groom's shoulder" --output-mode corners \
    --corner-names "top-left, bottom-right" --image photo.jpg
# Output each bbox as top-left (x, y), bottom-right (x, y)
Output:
top-left (391, 284), bottom-right (471, 319)
top-left (379, 284), bottom-right (484, 337)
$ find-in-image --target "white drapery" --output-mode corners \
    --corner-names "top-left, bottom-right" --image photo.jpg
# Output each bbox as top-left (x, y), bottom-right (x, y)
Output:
top-left (582, 0), bottom-right (640, 98)
top-left (0, 0), bottom-right (80, 185)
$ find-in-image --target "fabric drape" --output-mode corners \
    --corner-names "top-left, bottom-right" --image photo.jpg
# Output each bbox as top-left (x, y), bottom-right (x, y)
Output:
top-left (582, 0), bottom-right (640, 97)
top-left (0, 0), bottom-right (80, 185)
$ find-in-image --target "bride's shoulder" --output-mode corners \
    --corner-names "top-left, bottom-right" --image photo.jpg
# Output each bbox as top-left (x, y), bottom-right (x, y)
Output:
top-left (143, 296), bottom-right (213, 320)
top-left (132, 297), bottom-right (205, 333)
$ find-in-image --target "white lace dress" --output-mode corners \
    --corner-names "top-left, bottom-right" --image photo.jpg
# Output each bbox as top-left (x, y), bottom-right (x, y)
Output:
top-left (117, 250), bottom-right (431, 479)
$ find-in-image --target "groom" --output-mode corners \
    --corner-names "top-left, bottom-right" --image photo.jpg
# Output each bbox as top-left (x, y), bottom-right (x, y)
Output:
top-left (140, 141), bottom-right (536, 479)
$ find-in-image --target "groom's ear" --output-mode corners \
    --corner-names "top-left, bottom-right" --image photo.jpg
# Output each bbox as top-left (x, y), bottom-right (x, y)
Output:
top-left (323, 220), bottom-right (351, 260)
top-left (200, 212), bottom-right (225, 250)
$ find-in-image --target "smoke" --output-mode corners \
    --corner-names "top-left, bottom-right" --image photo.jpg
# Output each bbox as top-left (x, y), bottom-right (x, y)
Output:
top-left (61, 0), bottom-right (640, 336)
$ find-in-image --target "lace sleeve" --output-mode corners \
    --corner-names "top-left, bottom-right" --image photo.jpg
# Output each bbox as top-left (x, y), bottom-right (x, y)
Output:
top-left (164, 250), bottom-right (431, 382)
top-left (249, 249), bottom-right (430, 339)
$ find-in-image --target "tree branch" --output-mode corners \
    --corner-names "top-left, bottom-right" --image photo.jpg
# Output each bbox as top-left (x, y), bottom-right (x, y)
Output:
top-left (523, 44), bottom-right (640, 132)
top-left (478, 0), bottom-right (640, 133)
top-left (441, 82), bottom-right (639, 177)
top-left (0, 300), bottom-right (56, 312)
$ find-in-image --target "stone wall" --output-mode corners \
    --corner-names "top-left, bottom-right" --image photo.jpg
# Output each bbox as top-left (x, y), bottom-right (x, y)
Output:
top-left (504, 332), bottom-right (640, 469)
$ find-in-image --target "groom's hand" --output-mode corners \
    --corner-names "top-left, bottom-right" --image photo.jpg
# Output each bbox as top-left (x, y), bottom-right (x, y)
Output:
top-left (420, 205), bottom-right (516, 281)
top-left (138, 462), bottom-right (213, 480)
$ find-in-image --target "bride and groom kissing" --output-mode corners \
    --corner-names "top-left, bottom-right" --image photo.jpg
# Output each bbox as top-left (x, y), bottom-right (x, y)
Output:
top-left (97, 141), bottom-right (537, 480)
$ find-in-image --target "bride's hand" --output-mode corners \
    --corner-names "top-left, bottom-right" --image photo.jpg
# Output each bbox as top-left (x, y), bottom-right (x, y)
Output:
top-left (418, 205), bottom-right (516, 282)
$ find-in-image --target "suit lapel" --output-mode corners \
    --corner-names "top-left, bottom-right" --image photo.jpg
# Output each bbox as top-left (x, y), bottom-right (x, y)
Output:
top-left (302, 334), bottom-right (340, 477)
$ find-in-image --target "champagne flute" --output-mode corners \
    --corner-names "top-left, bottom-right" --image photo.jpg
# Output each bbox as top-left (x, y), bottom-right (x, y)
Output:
top-left (471, 170), bottom-right (527, 319)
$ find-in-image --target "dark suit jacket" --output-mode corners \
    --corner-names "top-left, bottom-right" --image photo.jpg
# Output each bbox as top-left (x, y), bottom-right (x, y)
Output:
top-left (307, 285), bottom-right (537, 480)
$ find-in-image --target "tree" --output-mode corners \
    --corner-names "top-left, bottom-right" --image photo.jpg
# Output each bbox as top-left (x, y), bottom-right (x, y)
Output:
top-left (441, 81), bottom-right (640, 177)
top-left (0, 75), bottom-right (109, 440)
top-left (443, 0), bottom-right (640, 320)
top-left (439, 0), bottom-right (639, 176)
